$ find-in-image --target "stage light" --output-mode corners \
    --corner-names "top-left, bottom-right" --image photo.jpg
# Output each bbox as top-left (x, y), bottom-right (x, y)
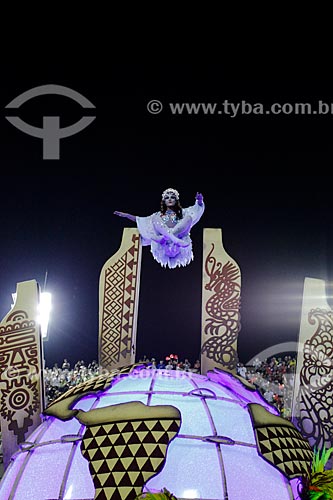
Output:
top-left (38, 292), bottom-right (52, 340)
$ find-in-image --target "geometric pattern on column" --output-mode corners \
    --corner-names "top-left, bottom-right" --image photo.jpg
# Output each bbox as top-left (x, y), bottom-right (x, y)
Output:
top-left (201, 228), bottom-right (241, 375)
top-left (0, 279), bottom-right (44, 469)
top-left (291, 277), bottom-right (333, 453)
top-left (99, 228), bottom-right (142, 371)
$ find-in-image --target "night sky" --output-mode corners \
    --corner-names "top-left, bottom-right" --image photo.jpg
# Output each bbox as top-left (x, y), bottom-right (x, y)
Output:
top-left (0, 64), bottom-right (332, 368)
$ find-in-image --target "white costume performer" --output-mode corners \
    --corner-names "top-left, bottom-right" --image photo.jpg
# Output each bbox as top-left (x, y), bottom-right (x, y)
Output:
top-left (114, 188), bottom-right (205, 269)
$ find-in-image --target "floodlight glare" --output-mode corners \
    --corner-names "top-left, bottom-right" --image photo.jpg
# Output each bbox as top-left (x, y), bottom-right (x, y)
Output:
top-left (38, 292), bottom-right (52, 339)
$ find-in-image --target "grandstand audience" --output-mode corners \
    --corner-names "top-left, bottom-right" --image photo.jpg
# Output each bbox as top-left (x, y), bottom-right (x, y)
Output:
top-left (41, 354), bottom-right (296, 419)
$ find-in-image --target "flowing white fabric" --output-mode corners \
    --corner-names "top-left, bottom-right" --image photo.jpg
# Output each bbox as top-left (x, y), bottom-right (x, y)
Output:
top-left (136, 201), bottom-right (205, 268)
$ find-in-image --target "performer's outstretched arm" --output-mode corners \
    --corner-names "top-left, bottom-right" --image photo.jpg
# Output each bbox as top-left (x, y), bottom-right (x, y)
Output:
top-left (113, 211), bottom-right (137, 222)
top-left (196, 192), bottom-right (204, 206)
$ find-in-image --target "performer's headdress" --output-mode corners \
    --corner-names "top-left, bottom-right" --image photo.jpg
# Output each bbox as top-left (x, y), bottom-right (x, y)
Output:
top-left (161, 188), bottom-right (180, 200)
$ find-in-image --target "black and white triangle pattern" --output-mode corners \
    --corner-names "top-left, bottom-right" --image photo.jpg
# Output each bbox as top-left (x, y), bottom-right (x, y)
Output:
top-left (81, 417), bottom-right (181, 500)
top-left (255, 425), bottom-right (313, 479)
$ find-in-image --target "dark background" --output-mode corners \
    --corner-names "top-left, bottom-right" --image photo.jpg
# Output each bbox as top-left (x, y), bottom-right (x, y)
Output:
top-left (0, 64), bottom-right (332, 368)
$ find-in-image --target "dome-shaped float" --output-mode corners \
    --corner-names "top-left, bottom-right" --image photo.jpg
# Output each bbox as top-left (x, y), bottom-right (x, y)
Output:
top-left (0, 364), bottom-right (312, 500)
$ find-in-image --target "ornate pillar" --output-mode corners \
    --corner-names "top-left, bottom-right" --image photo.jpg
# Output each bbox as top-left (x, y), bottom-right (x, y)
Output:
top-left (201, 228), bottom-right (241, 375)
top-left (99, 228), bottom-right (142, 371)
top-left (0, 279), bottom-right (44, 469)
top-left (291, 277), bottom-right (333, 452)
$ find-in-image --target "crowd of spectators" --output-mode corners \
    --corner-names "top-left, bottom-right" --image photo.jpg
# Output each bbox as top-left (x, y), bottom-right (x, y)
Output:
top-left (44, 358), bottom-right (100, 405)
top-left (44, 354), bottom-right (201, 405)
top-left (138, 354), bottom-right (201, 372)
top-left (236, 354), bottom-right (297, 419)
top-left (43, 353), bottom-right (297, 420)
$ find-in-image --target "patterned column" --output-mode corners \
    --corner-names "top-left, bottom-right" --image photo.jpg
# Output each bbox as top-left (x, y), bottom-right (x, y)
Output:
top-left (291, 277), bottom-right (333, 452)
top-left (99, 228), bottom-right (142, 371)
top-left (0, 279), bottom-right (44, 469)
top-left (201, 228), bottom-right (241, 375)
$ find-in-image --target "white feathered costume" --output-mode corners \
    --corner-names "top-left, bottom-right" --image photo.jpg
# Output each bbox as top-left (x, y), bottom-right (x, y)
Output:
top-left (136, 200), bottom-right (205, 269)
